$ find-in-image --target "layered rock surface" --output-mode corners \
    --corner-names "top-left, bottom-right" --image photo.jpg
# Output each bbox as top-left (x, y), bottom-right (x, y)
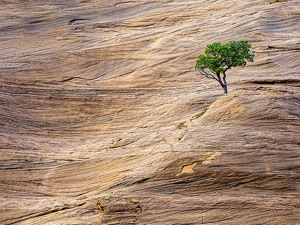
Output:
top-left (0, 0), bottom-right (299, 224)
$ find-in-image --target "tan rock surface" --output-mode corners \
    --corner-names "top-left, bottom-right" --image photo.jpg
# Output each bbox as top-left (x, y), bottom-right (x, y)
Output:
top-left (0, 0), bottom-right (299, 224)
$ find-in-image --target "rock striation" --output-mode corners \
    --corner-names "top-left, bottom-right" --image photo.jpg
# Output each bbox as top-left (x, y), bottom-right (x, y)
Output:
top-left (0, 0), bottom-right (299, 224)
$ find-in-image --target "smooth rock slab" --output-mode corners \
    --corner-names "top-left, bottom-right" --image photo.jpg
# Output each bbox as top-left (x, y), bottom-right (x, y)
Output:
top-left (0, 0), bottom-right (299, 224)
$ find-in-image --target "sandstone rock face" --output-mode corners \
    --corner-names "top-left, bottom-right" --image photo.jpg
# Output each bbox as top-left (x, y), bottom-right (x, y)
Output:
top-left (0, 0), bottom-right (299, 224)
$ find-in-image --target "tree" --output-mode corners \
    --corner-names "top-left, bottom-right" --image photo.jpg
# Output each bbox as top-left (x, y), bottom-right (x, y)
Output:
top-left (195, 40), bottom-right (255, 94)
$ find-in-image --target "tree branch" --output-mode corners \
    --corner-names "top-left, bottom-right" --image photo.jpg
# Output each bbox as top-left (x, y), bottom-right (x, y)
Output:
top-left (197, 69), bottom-right (219, 82)
top-left (224, 66), bottom-right (232, 73)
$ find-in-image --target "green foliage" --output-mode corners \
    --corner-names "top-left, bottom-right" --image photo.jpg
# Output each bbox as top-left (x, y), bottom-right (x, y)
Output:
top-left (195, 40), bottom-right (255, 94)
top-left (104, 197), bottom-right (110, 201)
top-left (195, 40), bottom-right (254, 73)
top-left (131, 199), bottom-right (137, 204)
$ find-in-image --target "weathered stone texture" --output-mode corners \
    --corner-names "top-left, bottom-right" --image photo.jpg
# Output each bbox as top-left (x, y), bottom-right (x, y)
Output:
top-left (0, 0), bottom-right (299, 224)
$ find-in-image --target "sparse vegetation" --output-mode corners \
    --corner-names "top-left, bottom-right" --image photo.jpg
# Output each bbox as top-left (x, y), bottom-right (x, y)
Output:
top-left (104, 197), bottom-right (110, 201)
top-left (77, 195), bottom-right (87, 201)
top-left (131, 199), bottom-right (137, 204)
top-left (176, 109), bottom-right (208, 131)
top-left (195, 40), bottom-right (255, 94)
top-left (269, 0), bottom-right (286, 3)
top-left (190, 110), bottom-right (207, 121)
top-left (176, 121), bottom-right (187, 130)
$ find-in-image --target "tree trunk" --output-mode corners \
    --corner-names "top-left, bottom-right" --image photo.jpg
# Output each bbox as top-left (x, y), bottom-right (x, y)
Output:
top-left (222, 85), bottom-right (228, 94)
top-left (222, 72), bottom-right (228, 94)
top-left (217, 73), bottom-right (228, 95)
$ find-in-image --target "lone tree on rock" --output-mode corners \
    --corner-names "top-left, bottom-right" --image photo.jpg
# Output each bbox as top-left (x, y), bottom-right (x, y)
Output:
top-left (195, 40), bottom-right (255, 94)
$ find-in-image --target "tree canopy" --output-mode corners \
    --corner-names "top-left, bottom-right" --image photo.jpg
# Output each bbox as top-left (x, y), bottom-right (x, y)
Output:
top-left (195, 40), bottom-right (255, 94)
